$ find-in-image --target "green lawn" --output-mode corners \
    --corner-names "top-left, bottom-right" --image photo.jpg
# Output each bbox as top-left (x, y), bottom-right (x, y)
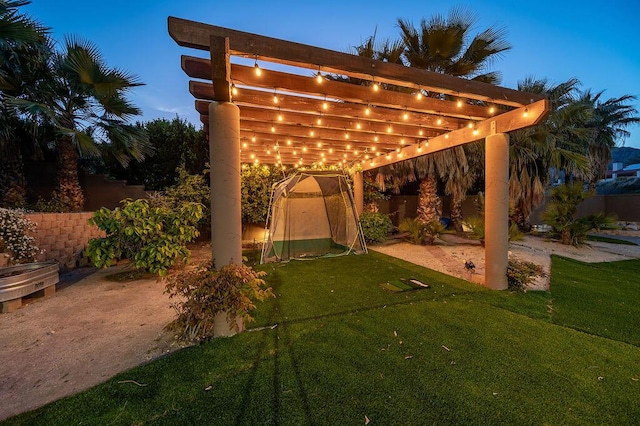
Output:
top-left (5, 252), bottom-right (640, 425)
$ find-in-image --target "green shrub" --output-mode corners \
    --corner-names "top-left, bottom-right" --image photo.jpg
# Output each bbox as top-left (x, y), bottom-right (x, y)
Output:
top-left (464, 217), bottom-right (524, 245)
top-left (398, 217), bottom-right (445, 245)
top-left (506, 259), bottom-right (546, 292)
top-left (543, 183), bottom-right (617, 246)
top-left (359, 211), bottom-right (391, 243)
top-left (164, 261), bottom-right (274, 342)
top-left (86, 198), bottom-right (203, 276)
top-left (0, 208), bottom-right (39, 264)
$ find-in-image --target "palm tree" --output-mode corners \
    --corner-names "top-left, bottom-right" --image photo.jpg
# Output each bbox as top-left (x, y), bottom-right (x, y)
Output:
top-left (0, 0), bottom-right (49, 207)
top-left (370, 8), bottom-right (510, 228)
top-left (508, 77), bottom-right (592, 229)
top-left (15, 37), bottom-right (152, 211)
top-left (578, 91), bottom-right (640, 187)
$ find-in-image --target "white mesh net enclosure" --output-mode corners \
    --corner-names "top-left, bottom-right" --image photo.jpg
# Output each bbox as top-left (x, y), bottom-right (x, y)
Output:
top-left (260, 171), bottom-right (367, 263)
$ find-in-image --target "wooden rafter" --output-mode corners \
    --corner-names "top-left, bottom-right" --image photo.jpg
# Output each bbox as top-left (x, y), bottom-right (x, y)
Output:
top-left (170, 16), bottom-right (550, 169)
top-left (169, 16), bottom-right (543, 107)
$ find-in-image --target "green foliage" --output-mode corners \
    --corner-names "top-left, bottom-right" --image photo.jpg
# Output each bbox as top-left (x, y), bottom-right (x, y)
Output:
top-left (241, 164), bottom-right (284, 224)
top-left (507, 259), bottom-right (546, 292)
top-left (359, 211), bottom-right (391, 243)
top-left (164, 261), bottom-right (274, 342)
top-left (86, 198), bottom-right (203, 276)
top-left (0, 207), bottom-right (39, 264)
top-left (543, 183), bottom-right (617, 246)
top-left (33, 193), bottom-right (71, 213)
top-left (100, 118), bottom-right (208, 190)
top-left (464, 217), bottom-right (524, 244)
top-left (398, 217), bottom-right (445, 245)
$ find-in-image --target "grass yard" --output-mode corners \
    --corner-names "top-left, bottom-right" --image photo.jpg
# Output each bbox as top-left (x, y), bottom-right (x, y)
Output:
top-left (5, 252), bottom-right (640, 425)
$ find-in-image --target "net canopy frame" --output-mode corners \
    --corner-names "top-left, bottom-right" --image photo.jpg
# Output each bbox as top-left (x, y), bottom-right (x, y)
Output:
top-left (261, 171), bottom-right (367, 263)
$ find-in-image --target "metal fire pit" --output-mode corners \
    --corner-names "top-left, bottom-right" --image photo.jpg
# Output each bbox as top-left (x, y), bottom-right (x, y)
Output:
top-left (0, 262), bottom-right (59, 303)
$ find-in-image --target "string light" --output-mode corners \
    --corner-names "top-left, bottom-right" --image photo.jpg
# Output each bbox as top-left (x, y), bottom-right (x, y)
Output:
top-left (356, 121), bottom-right (362, 130)
top-left (489, 106), bottom-right (496, 115)
top-left (271, 124), bottom-right (276, 133)
top-left (472, 123), bottom-right (479, 136)
top-left (403, 109), bottom-right (409, 121)
top-left (286, 139), bottom-right (292, 145)
top-left (322, 95), bottom-right (328, 110)
top-left (387, 125), bottom-right (392, 133)
top-left (317, 114), bottom-right (322, 125)
top-left (277, 109), bottom-right (283, 122)
top-left (254, 55), bottom-right (261, 76)
top-left (523, 108), bottom-right (529, 117)
top-left (273, 89), bottom-right (279, 104)
top-left (317, 142), bottom-right (322, 148)
top-left (242, 142), bottom-right (248, 148)
top-left (436, 117), bottom-right (443, 126)
top-left (457, 99), bottom-right (463, 108)
top-left (416, 88), bottom-right (423, 100)
top-left (365, 104), bottom-right (371, 115)
top-left (309, 129), bottom-right (315, 137)
top-left (231, 83), bottom-right (238, 96)
top-left (418, 129), bottom-right (424, 136)
top-left (316, 65), bottom-right (323, 83)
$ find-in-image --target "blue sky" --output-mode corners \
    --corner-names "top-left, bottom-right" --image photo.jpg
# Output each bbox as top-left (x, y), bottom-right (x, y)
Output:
top-left (25, 0), bottom-right (640, 148)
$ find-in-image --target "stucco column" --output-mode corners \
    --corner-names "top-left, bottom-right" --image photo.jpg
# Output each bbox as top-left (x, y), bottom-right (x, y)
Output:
top-left (209, 101), bottom-right (242, 269)
top-left (353, 170), bottom-right (363, 216)
top-left (484, 132), bottom-right (509, 290)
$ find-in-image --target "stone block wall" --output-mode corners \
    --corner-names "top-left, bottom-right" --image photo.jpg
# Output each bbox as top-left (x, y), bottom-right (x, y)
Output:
top-left (25, 212), bottom-right (104, 271)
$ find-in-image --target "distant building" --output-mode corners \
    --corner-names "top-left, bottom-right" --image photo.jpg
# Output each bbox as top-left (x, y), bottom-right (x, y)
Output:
top-left (606, 163), bottom-right (640, 179)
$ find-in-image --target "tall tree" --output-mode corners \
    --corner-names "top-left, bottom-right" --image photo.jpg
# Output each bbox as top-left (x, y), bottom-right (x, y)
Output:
top-left (508, 77), bottom-right (592, 229)
top-left (14, 37), bottom-right (152, 211)
top-left (370, 8), bottom-right (510, 227)
top-left (578, 91), bottom-right (640, 187)
top-left (0, 0), bottom-right (49, 207)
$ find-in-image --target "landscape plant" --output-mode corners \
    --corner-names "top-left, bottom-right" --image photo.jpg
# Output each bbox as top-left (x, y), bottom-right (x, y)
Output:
top-left (542, 182), bottom-right (617, 246)
top-left (506, 258), bottom-right (546, 291)
top-left (398, 217), bottom-right (444, 245)
top-left (359, 211), bottom-right (391, 243)
top-left (86, 198), bottom-right (203, 276)
top-left (0, 207), bottom-right (38, 264)
top-left (164, 260), bottom-right (274, 342)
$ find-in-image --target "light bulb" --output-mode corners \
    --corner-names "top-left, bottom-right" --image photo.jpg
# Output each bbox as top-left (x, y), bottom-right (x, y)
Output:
top-left (242, 142), bottom-right (248, 148)
top-left (231, 84), bottom-right (238, 95)
top-left (251, 136), bottom-right (256, 142)
top-left (457, 100), bottom-right (463, 108)
top-left (316, 72), bottom-right (323, 83)
top-left (317, 142), bottom-right (322, 148)
top-left (278, 113), bottom-right (283, 121)
top-left (271, 125), bottom-right (276, 133)
top-left (419, 130), bottom-right (424, 136)
top-left (254, 63), bottom-right (261, 76)
top-left (374, 135), bottom-right (379, 142)
top-left (416, 91), bottom-right (423, 100)
top-left (489, 106), bottom-right (496, 114)
top-left (356, 122), bottom-right (361, 129)
top-left (403, 111), bottom-right (409, 120)
top-left (387, 126), bottom-right (392, 133)
top-left (287, 139), bottom-right (291, 145)
top-left (273, 94), bottom-right (278, 104)
top-left (310, 130), bottom-right (315, 137)
top-left (523, 108), bottom-right (529, 117)
top-left (365, 105), bottom-right (371, 115)
top-left (437, 118), bottom-right (442, 125)
top-left (317, 117), bottom-right (322, 125)
top-left (322, 101), bottom-right (328, 110)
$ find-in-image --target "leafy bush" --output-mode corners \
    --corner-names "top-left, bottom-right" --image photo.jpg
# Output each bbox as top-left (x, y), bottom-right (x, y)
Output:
top-left (507, 259), bottom-right (546, 292)
top-left (86, 198), bottom-right (203, 276)
top-left (164, 261), bottom-right (274, 342)
top-left (398, 217), bottom-right (445, 245)
top-left (359, 211), bottom-right (391, 243)
top-left (0, 208), bottom-right (39, 264)
top-left (464, 217), bottom-right (524, 245)
top-left (543, 183), bottom-right (617, 246)
top-left (241, 164), bottom-right (284, 225)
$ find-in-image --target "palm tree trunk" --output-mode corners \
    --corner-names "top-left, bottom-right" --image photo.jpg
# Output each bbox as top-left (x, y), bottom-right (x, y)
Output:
top-left (55, 137), bottom-right (84, 212)
top-left (450, 194), bottom-right (464, 232)
top-left (416, 175), bottom-right (441, 224)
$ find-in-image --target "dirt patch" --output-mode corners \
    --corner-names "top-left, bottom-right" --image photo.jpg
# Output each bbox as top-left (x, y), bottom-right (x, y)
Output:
top-left (371, 233), bottom-right (640, 290)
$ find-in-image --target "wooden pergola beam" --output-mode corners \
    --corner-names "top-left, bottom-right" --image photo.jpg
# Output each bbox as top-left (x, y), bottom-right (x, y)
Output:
top-left (362, 99), bottom-right (551, 170)
top-left (190, 81), bottom-right (467, 132)
top-left (183, 56), bottom-right (494, 120)
top-left (209, 36), bottom-right (231, 102)
top-left (170, 16), bottom-right (543, 107)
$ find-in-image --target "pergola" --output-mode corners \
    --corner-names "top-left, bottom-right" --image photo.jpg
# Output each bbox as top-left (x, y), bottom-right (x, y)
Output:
top-left (168, 16), bottom-right (550, 291)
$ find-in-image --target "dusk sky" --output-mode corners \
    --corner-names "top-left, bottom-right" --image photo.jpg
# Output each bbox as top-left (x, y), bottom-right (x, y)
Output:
top-left (25, 0), bottom-right (640, 148)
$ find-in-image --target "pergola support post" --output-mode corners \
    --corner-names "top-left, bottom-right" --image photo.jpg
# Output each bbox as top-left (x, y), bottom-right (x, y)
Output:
top-left (209, 101), bottom-right (242, 268)
top-left (209, 101), bottom-right (243, 336)
top-left (353, 170), bottom-right (363, 216)
top-left (484, 131), bottom-right (509, 290)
